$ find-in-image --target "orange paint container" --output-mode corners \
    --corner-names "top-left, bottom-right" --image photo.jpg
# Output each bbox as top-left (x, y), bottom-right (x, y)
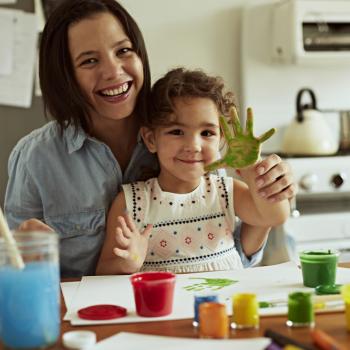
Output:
top-left (198, 302), bottom-right (229, 339)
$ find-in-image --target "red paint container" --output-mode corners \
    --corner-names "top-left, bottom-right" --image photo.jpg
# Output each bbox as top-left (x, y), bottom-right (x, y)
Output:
top-left (130, 271), bottom-right (176, 317)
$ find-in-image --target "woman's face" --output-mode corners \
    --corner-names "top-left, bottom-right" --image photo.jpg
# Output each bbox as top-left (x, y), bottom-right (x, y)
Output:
top-left (68, 12), bottom-right (144, 124)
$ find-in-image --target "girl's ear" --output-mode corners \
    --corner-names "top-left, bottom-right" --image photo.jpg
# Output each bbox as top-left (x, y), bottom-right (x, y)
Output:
top-left (140, 127), bottom-right (157, 153)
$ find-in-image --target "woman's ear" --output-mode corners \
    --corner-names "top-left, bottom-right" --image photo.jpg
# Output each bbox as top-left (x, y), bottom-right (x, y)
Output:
top-left (140, 127), bottom-right (157, 153)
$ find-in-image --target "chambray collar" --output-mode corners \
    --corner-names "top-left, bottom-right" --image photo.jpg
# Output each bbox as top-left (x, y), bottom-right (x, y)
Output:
top-left (64, 124), bottom-right (88, 154)
top-left (64, 123), bottom-right (144, 154)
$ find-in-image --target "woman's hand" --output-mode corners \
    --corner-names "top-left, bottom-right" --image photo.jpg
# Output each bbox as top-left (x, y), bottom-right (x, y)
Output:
top-left (18, 218), bottom-right (54, 232)
top-left (243, 154), bottom-right (297, 202)
top-left (112, 213), bottom-right (152, 272)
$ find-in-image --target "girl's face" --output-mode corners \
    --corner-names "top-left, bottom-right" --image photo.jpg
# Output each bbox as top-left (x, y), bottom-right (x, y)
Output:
top-left (68, 12), bottom-right (144, 125)
top-left (142, 97), bottom-right (221, 193)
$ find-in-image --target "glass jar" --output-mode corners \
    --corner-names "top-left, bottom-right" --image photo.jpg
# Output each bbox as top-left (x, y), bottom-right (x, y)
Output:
top-left (199, 302), bottom-right (228, 339)
top-left (286, 292), bottom-right (314, 328)
top-left (0, 231), bottom-right (60, 349)
top-left (231, 293), bottom-right (259, 329)
top-left (193, 294), bottom-right (218, 327)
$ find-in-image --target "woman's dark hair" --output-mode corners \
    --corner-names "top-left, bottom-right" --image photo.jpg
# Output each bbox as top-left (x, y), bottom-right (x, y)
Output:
top-left (146, 67), bottom-right (235, 128)
top-left (39, 0), bottom-right (151, 133)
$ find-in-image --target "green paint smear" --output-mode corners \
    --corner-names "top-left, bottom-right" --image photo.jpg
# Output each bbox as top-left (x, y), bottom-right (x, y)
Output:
top-left (183, 277), bottom-right (238, 291)
top-left (259, 301), bottom-right (271, 308)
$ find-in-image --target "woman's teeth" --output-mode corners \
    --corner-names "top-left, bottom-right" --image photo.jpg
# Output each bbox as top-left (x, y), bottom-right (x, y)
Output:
top-left (100, 82), bottom-right (129, 96)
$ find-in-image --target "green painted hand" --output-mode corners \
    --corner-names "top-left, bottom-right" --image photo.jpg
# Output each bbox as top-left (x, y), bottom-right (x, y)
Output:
top-left (205, 107), bottom-right (276, 171)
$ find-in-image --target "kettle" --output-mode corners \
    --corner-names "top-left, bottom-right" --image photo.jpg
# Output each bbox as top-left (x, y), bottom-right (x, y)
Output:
top-left (281, 88), bottom-right (338, 156)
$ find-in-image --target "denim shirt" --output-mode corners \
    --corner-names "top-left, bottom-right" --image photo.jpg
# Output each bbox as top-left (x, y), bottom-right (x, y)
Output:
top-left (5, 121), bottom-right (264, 277)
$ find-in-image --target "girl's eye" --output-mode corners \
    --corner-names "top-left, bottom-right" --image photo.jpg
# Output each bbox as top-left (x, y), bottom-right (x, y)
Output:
top-left (201, 130), bottom-right (216, 137)
top-left (168, 129), bottom-right (183, 135)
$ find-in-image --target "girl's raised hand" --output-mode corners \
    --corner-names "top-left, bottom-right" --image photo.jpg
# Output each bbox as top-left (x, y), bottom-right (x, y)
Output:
top-left (112, 213), bottom-right (152, 271)
top-left (205, 107), bottom-right (275, 171)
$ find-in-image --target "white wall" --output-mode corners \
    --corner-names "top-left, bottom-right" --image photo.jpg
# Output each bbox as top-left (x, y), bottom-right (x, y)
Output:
top-left (121, 0), bottom-right (245, 98)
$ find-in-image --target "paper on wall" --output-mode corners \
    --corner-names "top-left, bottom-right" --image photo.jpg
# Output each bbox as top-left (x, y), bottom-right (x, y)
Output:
top-left (34, 0), bottom-right (45, 32)
top-left (0, 8), bottom-right (15, 75)
top-left (0, 10), bottom-right (37, 108)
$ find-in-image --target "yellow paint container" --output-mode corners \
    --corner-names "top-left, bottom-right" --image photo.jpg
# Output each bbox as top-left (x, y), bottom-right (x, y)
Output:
top-left (341, 284), bottom-right (350, 331)
top-left (231, 293), bottom-right (259, 329)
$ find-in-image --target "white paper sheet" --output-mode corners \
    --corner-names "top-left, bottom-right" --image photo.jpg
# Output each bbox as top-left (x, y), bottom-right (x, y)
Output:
top-left (63, 262), bottom-right (350, 325)
top-left (90, 332), bottom-right (271, 350)
top-left (0, 8), bottom-right (15, 75)
top-left (0, 10), bottom-right (37, 107)
top-left (60, 281), bottom-right (80, 320)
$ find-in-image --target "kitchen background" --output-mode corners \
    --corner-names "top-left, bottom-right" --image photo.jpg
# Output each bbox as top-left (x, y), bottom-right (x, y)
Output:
top-left (2, 0), bottom-right (350, 262)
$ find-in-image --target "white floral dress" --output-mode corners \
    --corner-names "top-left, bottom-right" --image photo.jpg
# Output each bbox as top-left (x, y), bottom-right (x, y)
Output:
top-left (122, 174), bottom-right (243, 273)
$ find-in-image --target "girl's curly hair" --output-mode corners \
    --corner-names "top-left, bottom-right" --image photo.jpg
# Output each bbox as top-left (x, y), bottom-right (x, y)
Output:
top-left (144, 67), bottom-right (236, 128)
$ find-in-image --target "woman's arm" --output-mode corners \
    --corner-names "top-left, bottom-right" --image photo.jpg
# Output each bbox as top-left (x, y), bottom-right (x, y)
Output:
top-left (96, 192), bottom-right (152, 275)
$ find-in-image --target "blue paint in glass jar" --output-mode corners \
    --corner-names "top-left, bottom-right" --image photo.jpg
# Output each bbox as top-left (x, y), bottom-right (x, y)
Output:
top-left (0, 232), bottom-right (60, 349)
top-left (193, 294), bottom-right (218, 327)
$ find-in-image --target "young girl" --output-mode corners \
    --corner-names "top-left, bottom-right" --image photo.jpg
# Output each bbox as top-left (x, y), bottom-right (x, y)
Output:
top-left (97, 68), bottom-right (291, 274)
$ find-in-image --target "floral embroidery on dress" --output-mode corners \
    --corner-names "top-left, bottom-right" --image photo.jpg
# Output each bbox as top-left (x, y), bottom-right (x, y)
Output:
top-left (203, 222), bottom-right (229, 251)
top-left (149, 229), bottom-right (177, 259)
top-left (178, 224), bottom-right (202, 255)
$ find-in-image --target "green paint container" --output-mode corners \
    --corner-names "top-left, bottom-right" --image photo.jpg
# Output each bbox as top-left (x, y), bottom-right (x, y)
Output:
top-left (299, 250), bottom-right (339, 288)
top-left (286, 292), bottom-right (314, 328)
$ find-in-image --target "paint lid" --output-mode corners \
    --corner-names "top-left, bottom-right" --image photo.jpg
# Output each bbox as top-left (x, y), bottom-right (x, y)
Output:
top-left (62, 330), bottom-right (96, 349)
top-left (315, 284), bottom-right (342, 295)
top-left (78, 304), bottom-right (127, 320)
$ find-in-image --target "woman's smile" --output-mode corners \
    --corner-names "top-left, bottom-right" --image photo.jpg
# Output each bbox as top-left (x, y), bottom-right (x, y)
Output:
top-left (96, 81), bottom-right (132, 103)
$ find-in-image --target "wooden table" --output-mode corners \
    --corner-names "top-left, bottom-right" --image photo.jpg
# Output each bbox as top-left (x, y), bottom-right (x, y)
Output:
top-left (57, 297), bottom-right (350, 350)
top-left (58, 263), bottom-right (350, 349)
top-left (2, 266), bottom-right (350, 350)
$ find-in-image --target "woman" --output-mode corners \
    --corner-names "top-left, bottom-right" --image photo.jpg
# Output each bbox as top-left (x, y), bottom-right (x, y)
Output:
top-left (4, 0), bottom-right (295, 277)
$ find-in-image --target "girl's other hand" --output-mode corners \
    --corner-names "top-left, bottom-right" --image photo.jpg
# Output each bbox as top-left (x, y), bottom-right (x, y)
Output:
top-left (112, 213), bottom-right (152, 272)
top-left (18, 218), bottom-right (54, 233)
top-left (254, 154), bottom-right (297, 202)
